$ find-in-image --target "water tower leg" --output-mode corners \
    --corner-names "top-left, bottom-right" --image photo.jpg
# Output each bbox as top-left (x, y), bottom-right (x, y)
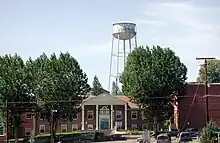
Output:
top-left (116, 34), bottom-right (120, 95)
top-left (135, 35), bottom-right (137, 48)
top-left (108, 36), bottom-right (114, 91)
top-left (129, 39), bottom-right (132, 53)
top-left (123, 40), bottom-right (126, 69)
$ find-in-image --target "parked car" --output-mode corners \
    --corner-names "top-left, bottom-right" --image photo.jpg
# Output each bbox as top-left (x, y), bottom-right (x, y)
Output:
top-left (157, 133), bottom-right (171, 143)
top-left (185, 128), bottom-right (199, 139)
top-left (177, 132), bottom-right (193, 143)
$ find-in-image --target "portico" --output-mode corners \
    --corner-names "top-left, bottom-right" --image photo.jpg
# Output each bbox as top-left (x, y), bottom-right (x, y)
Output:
top-left (81, 93), bottom-right (127, 130)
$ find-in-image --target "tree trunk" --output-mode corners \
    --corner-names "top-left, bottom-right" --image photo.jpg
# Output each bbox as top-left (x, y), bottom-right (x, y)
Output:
top-left (53, 119), bottom-right (58, 142)
top-left (51, 115), bottom-right (58, 143)
top-left (50, 115), bottom-right (54, 143)
top-left (12, 116), bottom-right (18, 143)
top-left (14, 127), bottom-right (18, 143)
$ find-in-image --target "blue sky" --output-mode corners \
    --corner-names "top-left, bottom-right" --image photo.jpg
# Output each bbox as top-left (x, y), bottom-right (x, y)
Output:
top-left (1, 0), bottom-right (220, 90)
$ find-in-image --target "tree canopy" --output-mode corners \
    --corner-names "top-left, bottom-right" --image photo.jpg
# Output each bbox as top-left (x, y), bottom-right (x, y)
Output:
top-left (91, 75), bottom-right (103, 96)
top-left (26, 52), bottom-right (90, 142)
top-left (111, 81), bottom-right (122, 95)
top-left (197, 59), bottom-right (220, 83)
top-left (0, 54), bottom-right (35, 142)
top-left (120, 46), bottom-right (187, 121)
top-left (27, 52), bottom-right (90, 120)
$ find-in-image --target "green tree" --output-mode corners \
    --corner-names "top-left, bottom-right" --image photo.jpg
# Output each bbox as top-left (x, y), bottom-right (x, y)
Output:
top-left (111, 81), bottom-right (122, 95)
top-left (120, 46), bottom-right (187, 132)
top-left (0, 54), bottom-right (34, 143)
top-left (91, 75), bottom-right (103, 96)
top-left (27, 52), bottom-right (90, 142)
top-left (197, 59), bottom-right (220, 83)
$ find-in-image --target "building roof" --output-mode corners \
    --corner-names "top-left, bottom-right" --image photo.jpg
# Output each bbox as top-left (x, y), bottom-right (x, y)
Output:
top-left (117, 96), bottom-right (139, 108)
top-left (82, 94), bottom-right (139, 109)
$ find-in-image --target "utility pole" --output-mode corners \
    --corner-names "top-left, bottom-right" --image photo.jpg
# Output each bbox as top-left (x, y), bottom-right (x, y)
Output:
top-left (196, 57), bottom-right (215, 123)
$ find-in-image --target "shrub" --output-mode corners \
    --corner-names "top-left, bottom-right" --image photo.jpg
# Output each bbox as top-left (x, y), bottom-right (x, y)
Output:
top-left (200, 121), bottom-right (216, 143)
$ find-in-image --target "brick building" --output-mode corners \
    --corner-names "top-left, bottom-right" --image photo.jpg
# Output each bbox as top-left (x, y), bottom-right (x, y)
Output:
top-left (36, 93), bottom-right (148, 134)
top-left (174, 82), bottom-right (220, 130)
top-left (0, 93), bottom-right (148, 139)
top-left (2, 83), bottom-right (220, 140)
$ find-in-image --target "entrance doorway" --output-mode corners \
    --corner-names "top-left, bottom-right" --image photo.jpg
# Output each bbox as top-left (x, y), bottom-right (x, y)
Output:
top-left (100, 117), bottom-right (109, 129)
top-left (99, 106), bottom-right (110, 130)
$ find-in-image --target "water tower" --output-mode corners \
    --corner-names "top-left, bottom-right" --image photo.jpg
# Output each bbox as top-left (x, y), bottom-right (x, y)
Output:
top-left (108, 21), bottom-right (137, 93)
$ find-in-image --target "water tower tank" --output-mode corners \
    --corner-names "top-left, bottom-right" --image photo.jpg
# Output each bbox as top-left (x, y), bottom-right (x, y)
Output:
top-left (112, 21), bottom-right (136, 40)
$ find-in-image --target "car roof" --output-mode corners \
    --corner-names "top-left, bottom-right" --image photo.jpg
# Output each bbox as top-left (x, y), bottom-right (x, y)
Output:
top-left (157, 133), bottom-right (169, 137)
top-left (181, 132), bottom-right (190, 134)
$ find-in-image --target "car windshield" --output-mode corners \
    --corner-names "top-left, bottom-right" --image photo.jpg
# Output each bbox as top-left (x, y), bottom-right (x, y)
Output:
top-left (158, 136), bottom-right (168, 140)
top-left (181, 133), bottom-right (191, 138)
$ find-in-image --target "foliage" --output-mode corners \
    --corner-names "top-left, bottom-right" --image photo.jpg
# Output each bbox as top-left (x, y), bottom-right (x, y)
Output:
top-left (26, 52), bottom-right (90, 123)
top-left (120, 46), bottom-right (187, 121)
top-left (0, 54), bottom-right (35, 142)
top-left (200, 121), bottom-right (216, 143)
top-left (197, 59), bottom-right (220, 83)
top-left (111, 81), bottom-right (123, 95)
top-left (91, 75), bottom-right (103, 96)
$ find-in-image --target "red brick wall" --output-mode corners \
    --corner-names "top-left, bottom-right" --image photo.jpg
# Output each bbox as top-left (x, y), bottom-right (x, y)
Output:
top-left (177, 83), bottom-right (220, 130)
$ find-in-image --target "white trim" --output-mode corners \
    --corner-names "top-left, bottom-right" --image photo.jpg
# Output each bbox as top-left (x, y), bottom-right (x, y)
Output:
top-left (125, 104), bottom-right (127, 130)
top-left (96, 105), bottom-right (99, 130)
top-left (61, 124), bottom-right (67, 133)
top-left (110, 105), bottom-right (113, 130)
top-left (87, 110), bottom-right (94, 120)
top-left (39, 125), bottom-right (45, 134)
top-left (81, 105), bottom-right (85, 130)
top-left (131, 111), bottom-right (138, 120)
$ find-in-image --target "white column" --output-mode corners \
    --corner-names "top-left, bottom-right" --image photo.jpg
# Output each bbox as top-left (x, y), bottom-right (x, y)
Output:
top-left (111, 104), bottom-right (113, 130)
top-left (81, 105), bottom-right (85, 130)
top-left (96, 105), bottom-right (99, 130)
top-left (125, 104), bottom-right (127, 130)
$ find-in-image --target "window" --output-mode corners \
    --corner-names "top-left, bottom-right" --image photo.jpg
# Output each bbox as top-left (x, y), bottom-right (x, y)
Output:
top-left (88, 124), bottom-right (93, 130)
top-left (61, 124), bottom-right (67, 133)
top-left (87, 110), bottom-right (94, 120)
top-left (115, 122), bottom-right (122, 130)
top-left (142, 124), bottom-right (148, 130)
top-left (25, 128), bottom-right (32, 136)
top-left (25, 113), bottom-right (33, 119)
top-left (131, 111), bottom-right (138, 119)
top-left (73, 114), bottom-right (78, 120)
top-left (39, 125), bottom-right (45, 134)
top-left (100, 106), bottom-right (110, 115)
top-left (72, 124), bottom-right (78, 131)
top-left (131, 124), bottom-right (137, 130)
top-left (115, 111), bottom-right (122, 120)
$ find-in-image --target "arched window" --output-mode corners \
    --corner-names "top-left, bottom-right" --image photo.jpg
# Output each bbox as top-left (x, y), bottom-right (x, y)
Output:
top-left (100, 106), bottom-right (110, 115)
